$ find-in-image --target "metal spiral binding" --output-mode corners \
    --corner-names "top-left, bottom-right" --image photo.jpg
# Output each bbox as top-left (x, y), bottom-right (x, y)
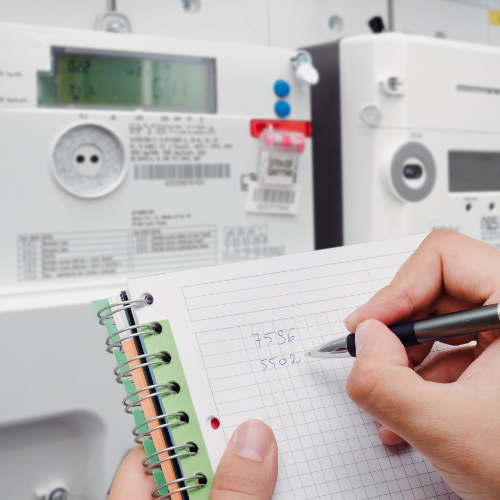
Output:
top-left (132, 413), bottom-right (187, 443)
top-left (152, 475), bottom-right (207, 500)
top-left (142, 443), bottom-right (198, 474)
top-left (122, 383), bottom-right (179, 414)
top-left (114, 353), bottom-right (170, 383)
top-left (99, 296), bottom-right (207, 499)
top-left (97, 298), bottom-right (152, 325)
top-left (105, 322), bottom-right (162, 353)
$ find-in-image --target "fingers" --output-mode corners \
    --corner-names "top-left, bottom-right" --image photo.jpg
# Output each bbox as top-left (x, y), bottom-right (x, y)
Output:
top-left (345, 229), bottom-right (500, 330)
top-left (210, 420), bottom-right (278, 500)
top-left (463, 333), bottom-right (500, 383)
top-left (378, 426), bottom-right (405, 446)
top-left (107, 421), bottom-right (277, 500)
top-left (346, 320), bottom-right (449, 448)
top-left (376, 346), bottom-right (475, 446)
top-left (404, 343), bottom-right (433, 369)
top-left (415, 345), bottom-right (476, 383)
top-left (108, 446), bottom-right (154, 500)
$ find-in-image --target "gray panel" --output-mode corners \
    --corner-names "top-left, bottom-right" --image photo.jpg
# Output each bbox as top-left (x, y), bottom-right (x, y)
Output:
top-left (0, 303), bottom-right (131, 500)
top-left (304, 40), bottom-right (344, 249)
top-left (449, 151), bottom-right (500, 192)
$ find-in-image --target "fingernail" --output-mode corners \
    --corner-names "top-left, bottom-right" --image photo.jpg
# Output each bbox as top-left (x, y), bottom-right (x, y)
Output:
top-left (355, 321), bottom-right (370, 354)
top-left (234, 420), bottom-right (272, 462)
top-left (344, 307), bottom-right (360, 323)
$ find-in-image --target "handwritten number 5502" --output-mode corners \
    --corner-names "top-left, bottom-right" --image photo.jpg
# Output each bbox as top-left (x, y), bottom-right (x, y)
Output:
top-left (260, 353), bottom-right (302, 370)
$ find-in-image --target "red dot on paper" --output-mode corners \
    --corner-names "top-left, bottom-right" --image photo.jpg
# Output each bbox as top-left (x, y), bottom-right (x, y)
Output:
top-left (210, 417), bottom-right (220, 430)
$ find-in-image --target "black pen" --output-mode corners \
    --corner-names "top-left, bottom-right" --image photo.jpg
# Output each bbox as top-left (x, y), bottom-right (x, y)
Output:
top-left (305, 303), bottom-right (500, 358)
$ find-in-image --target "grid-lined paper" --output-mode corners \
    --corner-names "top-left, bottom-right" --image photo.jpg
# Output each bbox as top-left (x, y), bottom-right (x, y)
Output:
top-left (196, 313), bottom-right (460, 500)
top-left (128, 233), bottom-right (463, 500)
top-left (184, 251), bottom-right (411, 322)
top-left (192, 253), bottom-right (461, 500)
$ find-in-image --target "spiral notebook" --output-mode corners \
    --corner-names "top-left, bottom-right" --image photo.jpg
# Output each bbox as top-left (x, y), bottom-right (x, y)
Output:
top-left (93, 233), bottom-right (461, 500)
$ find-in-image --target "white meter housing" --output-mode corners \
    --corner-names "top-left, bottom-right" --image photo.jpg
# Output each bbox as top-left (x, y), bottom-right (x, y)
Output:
top-left (0, 22), bottom-right (315, 500)
top-left (308, 33), bottom-right (500, 247)
top-left (0, 22), bottom-right (315, 295)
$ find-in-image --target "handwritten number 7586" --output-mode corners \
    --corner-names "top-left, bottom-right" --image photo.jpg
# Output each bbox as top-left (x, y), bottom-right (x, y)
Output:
top-left (253, 328), bottom-right (295, 348)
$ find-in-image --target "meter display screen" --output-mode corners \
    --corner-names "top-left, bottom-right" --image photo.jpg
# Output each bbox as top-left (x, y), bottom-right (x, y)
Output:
top-left (39, 49), bottom-right (216, 113)
top-left (449, 151), bottom-right (500, 192)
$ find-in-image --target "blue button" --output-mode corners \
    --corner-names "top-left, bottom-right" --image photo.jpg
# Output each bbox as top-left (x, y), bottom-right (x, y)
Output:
top-left (274, 79), bottom-right (290, 98)
top-left (275, 100), bottom-right (291, 118)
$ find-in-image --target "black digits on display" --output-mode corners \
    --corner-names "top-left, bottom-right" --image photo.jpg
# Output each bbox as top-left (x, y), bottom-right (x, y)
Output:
top-left (67, 59), bottom-right (91, 74)
top-left (52, 51), bottom-right (215, 112)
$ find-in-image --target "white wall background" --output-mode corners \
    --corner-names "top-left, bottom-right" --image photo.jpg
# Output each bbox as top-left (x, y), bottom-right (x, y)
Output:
top-left (393, 0), bottom-right (489, 44)
top-left (0, 0), bottom-right (499, 48)
top-left (0, 0), bottom-right (105, 30)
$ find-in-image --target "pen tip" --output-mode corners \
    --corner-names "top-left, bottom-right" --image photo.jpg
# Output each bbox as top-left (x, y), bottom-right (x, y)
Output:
top-left (304, 351), bottom-right (311, 357)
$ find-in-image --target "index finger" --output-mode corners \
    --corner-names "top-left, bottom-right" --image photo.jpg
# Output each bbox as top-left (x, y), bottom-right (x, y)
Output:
top-left (345, 229), bottom-right (500, 330)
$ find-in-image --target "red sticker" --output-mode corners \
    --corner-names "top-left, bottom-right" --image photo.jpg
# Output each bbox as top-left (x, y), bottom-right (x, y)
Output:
top-left (210, 417), bottom-right (220, 430)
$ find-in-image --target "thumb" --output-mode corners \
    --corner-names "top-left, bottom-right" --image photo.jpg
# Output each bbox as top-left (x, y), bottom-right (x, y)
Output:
top-left (108, 446), bottom-right (154, 500)
top-left (346, 320), bottom-right (450, 450)
top-left (210, 420), bottom-right (278, 500)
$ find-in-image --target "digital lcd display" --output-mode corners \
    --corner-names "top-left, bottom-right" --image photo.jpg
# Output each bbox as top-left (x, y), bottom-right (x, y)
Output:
top-left (449, 151), bottom-right (500, 192)
top-left (38, 49), bottom-right (216, 113)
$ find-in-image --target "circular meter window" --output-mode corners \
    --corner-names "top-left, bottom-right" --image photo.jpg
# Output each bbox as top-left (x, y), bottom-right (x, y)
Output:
top-left (52, 124), bottom-right (126, 198)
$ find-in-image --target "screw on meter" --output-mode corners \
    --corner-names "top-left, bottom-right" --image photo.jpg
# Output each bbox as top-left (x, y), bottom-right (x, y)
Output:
top-left (52, 124), bottom-right (126, 198)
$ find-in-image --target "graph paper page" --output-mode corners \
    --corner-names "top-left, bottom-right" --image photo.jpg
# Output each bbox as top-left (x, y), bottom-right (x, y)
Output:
top-left (128, 233), bottom-right (461, 500)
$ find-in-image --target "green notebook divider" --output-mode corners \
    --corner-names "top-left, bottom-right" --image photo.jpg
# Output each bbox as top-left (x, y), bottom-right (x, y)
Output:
top-left (92, 299), bottom-right (213, 500)
top-left (114, 349), bottom-right (128, 372)
top-left (123, 379), bottom-right (138, 405)
top-left (142, 319), bottom-right (214, 500)
top-left (153, 469), bottom-right (167, 492)
top-left (143, 438), bottom-right (158, 465)
top-left (133, 409), bottom-right (149, 436)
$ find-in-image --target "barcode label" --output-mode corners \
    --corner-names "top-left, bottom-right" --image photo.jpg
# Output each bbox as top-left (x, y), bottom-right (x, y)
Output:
top-left (253, 187), bottom-right (296, 204)
top-left (246, 181), bottom-right (300, 215)
top-left (135, 163), bottom-right (231, 180)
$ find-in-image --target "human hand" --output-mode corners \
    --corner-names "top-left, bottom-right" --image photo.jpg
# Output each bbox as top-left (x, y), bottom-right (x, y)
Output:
top-left (108, 419), bottom-right (278, 500)
top-left (345, 230), bottom-right (500, 500)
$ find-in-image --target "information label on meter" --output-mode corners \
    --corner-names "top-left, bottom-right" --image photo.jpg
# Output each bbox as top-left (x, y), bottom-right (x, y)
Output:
top-left (481, 216), bottom-right (500, 249)
top-left (17, 225), bottom-right (217, 280)
top-left (129, 120), bottom-right (234, 184)
top-left (222, 224), bottom-right (285, 263)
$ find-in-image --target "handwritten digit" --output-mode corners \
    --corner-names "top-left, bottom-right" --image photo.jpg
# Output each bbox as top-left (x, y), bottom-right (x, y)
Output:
top-left (279, 357), bottom-right (287, 365)
top-left (264, 332), bottom-right (273, 345)
top-left (260, 359), bottom-right (267, 371)
top-left (277, 330), bottom-right (286, 345)
top-left (288, 328), bottom-right (295, 342)
top-left (269, 357), bottom-right (277, 369)
top-left (290, 353), bottom-right (301, 364)
top-left (252, 333), bottom-right (261, 348)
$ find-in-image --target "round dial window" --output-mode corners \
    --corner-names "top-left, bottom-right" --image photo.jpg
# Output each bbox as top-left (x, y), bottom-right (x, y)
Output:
top-left (52, 124), bottom-right (126, 198)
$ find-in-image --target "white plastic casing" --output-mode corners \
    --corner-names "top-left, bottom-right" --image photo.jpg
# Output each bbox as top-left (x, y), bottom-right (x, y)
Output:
top-left (340, 33), bottom-right (500, 248)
